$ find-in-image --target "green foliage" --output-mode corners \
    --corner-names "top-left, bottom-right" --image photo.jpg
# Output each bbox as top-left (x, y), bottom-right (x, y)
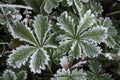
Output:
top-left (0, 0), bottom-right (120, 80)
top-left (53, 69), bottom-right (87, 80)
top-left (87, 60), bottom-right (113, 80)
top-left (57, 9), bottom-right (106, 58)
top-left (0, 69), bottom-right (27, 80)
top-left (44, 0), bottom-right (63, 14)
top-left (7, 15), bottom-right (57, 74)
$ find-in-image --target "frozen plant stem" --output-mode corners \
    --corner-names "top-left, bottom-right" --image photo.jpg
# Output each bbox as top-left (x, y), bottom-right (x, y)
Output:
top-left (0, 42), bottom-right (8, 45)
top-left (0, 4), bottom-right (33, 10)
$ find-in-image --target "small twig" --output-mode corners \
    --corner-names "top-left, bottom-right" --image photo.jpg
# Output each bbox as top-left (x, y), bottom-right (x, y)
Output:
top-left (0, 42), bottom-right (8, 45)
top-left (0, 4), bottom-right (33, 10)
top-left (106, 10), bottom-right (120, 16)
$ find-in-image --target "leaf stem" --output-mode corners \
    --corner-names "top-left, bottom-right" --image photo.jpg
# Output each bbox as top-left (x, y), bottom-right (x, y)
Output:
top-left (0, 4), bottom-right (33, 10)
top-left (106, 10), bottom-right (120, 16)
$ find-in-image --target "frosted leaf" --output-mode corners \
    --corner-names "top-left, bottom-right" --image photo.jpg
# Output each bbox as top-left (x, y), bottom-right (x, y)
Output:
top-left (29, 48), bottom-right (49, 73)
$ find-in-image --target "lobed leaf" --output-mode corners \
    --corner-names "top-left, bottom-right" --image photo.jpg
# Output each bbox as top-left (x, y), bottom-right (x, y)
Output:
top-left (16, 70), bottom-right (27, 80)
top-left (70, 41), bottom-right (82, 58)
top-left (7, 45), bottom-right (36, 68)
top-left (80, 41), bottom-right (101, 57)
top-left (33, 15), bottom-right (50, 46)
top-left (57, 11), bottom-right (76, 37)
top-left (29, 48), bottom-right (49, 73)
top-left (71, 69), bottom-right (87, 80)
top-left (76, 10), bottom-right (95, 36)
top-left (44, 0), bottom-right (63, 13)
top-left (80, 26), bottom-right (107, 43)
top-left (53, 69), bottom-right (87, 80)
top-left (74, 0), bottom-right (84, 17)
top-left (104, 36), bottom-right (116, 48)
top-left (3, 70), bottom-right (16, 80)
top-left (12, 22), bottom-right (37, 46)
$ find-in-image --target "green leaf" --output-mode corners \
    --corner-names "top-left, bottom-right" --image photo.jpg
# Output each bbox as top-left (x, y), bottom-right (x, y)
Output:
top-left (66, 0), bottom-right (74, 6)
top-left (70, 41), bottom-right (82, 58)
top-left (104, 36), bottom-right (116, 48)
top-left (52, 48), bottom-right (64, 65)
top-left (81, 41), bottom-right (101, 57)
top-left (12, 22), bottom-right (37, 46)
top-left (29, 48), bottom-right (49, 73)
top-left (76, 10), bottom-right (95, 36)
top-left (57, 11), bottom-right (76, 37)
top-left (74, 0), bottom-right (83, 17)
top-left (7, 45), bottom-right (36, 68)
top-left (44, 0), bottom-right (63, 13)
top-left (80, 26), bottom-right (107, 43)
top-left (33, 15), bottom-right (50, 46)
top-left (108, 26), bottom-right (117, 36)
top-left (3, 70), bottom-right (16, 80)
top-left (53, 69), bottom-right (87, 80)
top-left (89, 60), bottom-right (101, 74)
top-left (43, 33), bottom-right (58, 48)
top-left (87, 60), bottom-right (113, 80)
top-left (91, 2), bottom-right (103, 15)
top-left (71, 69), bottom-right (87, 80)
top-left (16, 70), bottom-right (27, 80)
top-left (54, 69), bottom-right (71, 80)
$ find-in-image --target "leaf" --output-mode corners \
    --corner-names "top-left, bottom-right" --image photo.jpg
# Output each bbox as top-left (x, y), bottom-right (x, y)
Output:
top-left (91, 2), bottom-right (103, 15)
top-left (104, 36), bottom-right (116, 48)
top-left (44, 0), bottom-right (63, 13)
top-left (7, 45), bottom-right (36, 68)
top-left (53, 69), bottom-right (87, 80)
top-left (29, 48), bottom-right (49, 73)
top-left (57, 11), bottom-right (75, 37)
top-left (66, 0), bottom-right (74, 6)
top-left (70, 41), bottom-right (82, 58)
top-left (80, 26), bottom-right (107, 43)
top-left (87, 60), bottom-right (113, 80)
top-left (89, 60), bottom-right (101, 74)
top-left (33, 15), bottom-right (50, 46)
top-left (54, 69), bottom-right (70, 80)
top-left (108, 26), bottom-right (117, 36)
top-left (59, 39), bottom-right (73, 51)
top-left (16, 70), bottom-right (27, 80)
top-left (43, 33), bottom-right (58, 48)
top-left (76, 10), bottom-right (95, 36)
top-left (74, 0), bottom-right (84, 17)
top-left (12, 22), bottom-right (37, 46)
top-left (71, 69), bottom-right (87, 80)
top-left (3, 70), bottom-right (16, 80)
top-left (60, 56), bottom-right (69, 69)
top-left (52, 48), bottom-right (64, 65)
top-left (80, 41), bottom-right (101, 57)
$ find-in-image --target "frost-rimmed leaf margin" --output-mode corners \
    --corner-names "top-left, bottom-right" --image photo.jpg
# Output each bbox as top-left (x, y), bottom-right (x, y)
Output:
top-left (33, 14), bottom-right (51, 46)
top-left (57, 11), bottom-right (76, 37)
top-left (10, 22), bottom-right (38, 46)
top-left (29, 48), bottom-right (50, 74)
top-left (76, 9), bottom-right (95, 36)
top-left (53, 68), bottom-right (87, 80)
top-left (16, 70), bottom-right (27, 80)
top-left (7, 45), bottom-right (36, 68)
top-left (80, 41), bottom-right (102, 57)
top-left (3, 69), bottom-right (16, 80)
top-left (80, 26), bottom-right (108, 43)
top-left (44, 0), bottom-right (63, 14)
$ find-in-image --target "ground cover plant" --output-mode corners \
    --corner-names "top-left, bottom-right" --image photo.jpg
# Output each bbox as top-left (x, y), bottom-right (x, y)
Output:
top-left (0, 0), bottom-right (120, 80)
